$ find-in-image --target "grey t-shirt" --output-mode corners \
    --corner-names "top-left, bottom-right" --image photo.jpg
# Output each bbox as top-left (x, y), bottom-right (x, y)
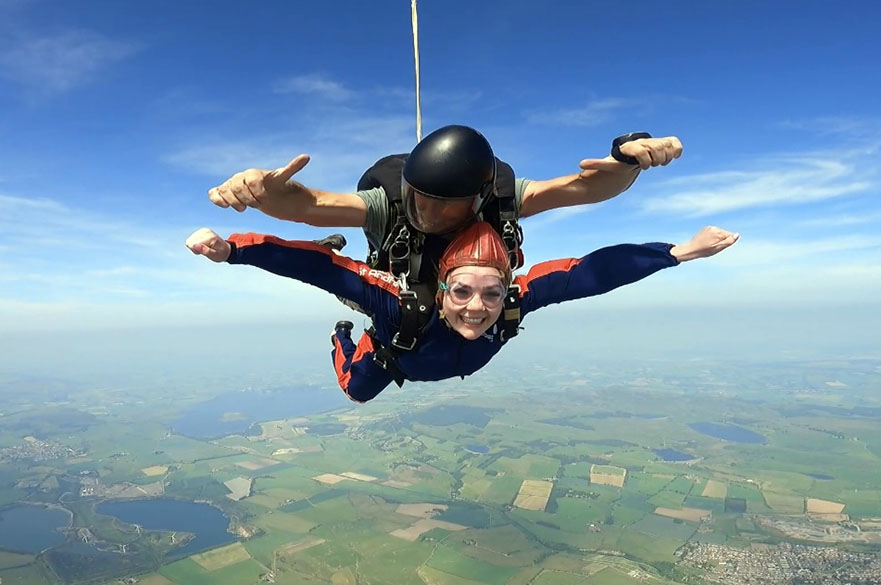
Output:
top-left (356, 178), bottom-right (532, 252)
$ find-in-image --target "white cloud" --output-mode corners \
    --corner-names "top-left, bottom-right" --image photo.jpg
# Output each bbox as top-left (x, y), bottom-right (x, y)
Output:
top-left (797, 211), bottom-right (881, 228)
top-left (0, 184), bottom-right (372, 330)
top-left (0, 30), bottom-right (140, 94)
top-left (709, 234), bottom-right (881, 267)
top-left (643, 157), bottom-right (875, 216)
top-left (0, 193), bottom-right (169, 254)
top-left (162, 114), bottom-right (414, 192)
top-left (526, 98), bottom-right (636, 127)
top-left (780, 116), bottom-right (881, 145)
top-left (273, 73), bottom-right (356, 101)
top-left (162, 141), bottom-right (298, 178)
top-left (520, 204), bottom-right (596, 231)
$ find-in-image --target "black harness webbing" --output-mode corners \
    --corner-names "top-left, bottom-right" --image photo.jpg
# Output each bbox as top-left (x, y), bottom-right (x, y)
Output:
top-left (500, 284), bottom-right (522, 342)
top-left (356, 154), bottom-right (523, 383)
top-left (366, 326), bottom-right (407, 387)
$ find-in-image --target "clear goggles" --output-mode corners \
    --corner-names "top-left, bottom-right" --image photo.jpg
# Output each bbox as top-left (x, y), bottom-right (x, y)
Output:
top-left (440, 278), bottom-right (507, 308)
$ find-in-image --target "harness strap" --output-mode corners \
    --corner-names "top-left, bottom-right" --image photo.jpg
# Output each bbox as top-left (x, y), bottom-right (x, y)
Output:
top-left (500, 284), bottom-right (522, 342)
top-left (392, 289), bottom-right (422, 351)
top-left (368, 280), bottom-right (435, 386)
top-left (367, 326), bottom-right (407, 387)
top-left (385, 218), bottom-right (413, 278)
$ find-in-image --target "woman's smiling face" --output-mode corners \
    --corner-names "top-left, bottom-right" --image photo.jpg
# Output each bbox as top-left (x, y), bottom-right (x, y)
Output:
top-left (441, 266), bottom-right (506, 340)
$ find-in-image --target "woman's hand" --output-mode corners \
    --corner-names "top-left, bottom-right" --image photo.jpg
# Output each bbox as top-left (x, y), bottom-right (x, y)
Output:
top-left (670, 226), bottom-right (739, 262)
top-left (185, 228), bottom-right (232, 263)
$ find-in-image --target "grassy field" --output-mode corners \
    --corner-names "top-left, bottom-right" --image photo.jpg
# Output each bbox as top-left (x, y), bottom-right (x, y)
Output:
top-left (0, 551), bottom-right (34, 570)
top-left (134, 574), bottom-right (178, 585)
top-left (6, 359), bottom-right (881, 584)
top-left (0, 563), bottom-right (55, 585)
top-left (532, 569), bottom-right (593, 585)
top-left (584, 567), bottom-right (649, 585)
top-left (160, 556), bottom-right (265, 585)
top-left (425, 544), bottom-right (520, 585)
top-left (190, 542), bottom-right (251, 570)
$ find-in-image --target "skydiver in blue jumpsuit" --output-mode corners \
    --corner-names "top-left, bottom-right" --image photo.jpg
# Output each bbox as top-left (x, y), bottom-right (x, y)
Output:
top-left (186, 223), bottom-right (738, 403)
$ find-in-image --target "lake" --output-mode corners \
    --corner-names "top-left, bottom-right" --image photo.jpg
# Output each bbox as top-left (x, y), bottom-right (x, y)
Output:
top-left (806, 473), bottom-right (835, 480)
top-left (0, 505), bottom-right (71, 553)
top-left (654, 448), bottom-right (696, 462)
top-left (464, 444), bottom-right (489, 454)
top-left (97, 499), bottom-right (236, 557)
top-left (689, 422), bottom-right (766, 444)
top-left (172, 385), bottom-right (346, 439)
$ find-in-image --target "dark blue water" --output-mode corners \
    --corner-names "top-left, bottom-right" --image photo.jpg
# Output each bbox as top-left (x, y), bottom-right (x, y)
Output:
top-left (97, 499), bottom-right (235, 557)
top-left (0, 505), bottom-right (70, 553)
top-left (464, 444), bottom-right (489, 454)
top-left (689, 422), bottom-right (766, 444)
top-left (654, 448), bottom-right (695, 462)
top-left (172, 386), bottom-right (346, 439)
top-left (807, 473), bottom-right (835, 480)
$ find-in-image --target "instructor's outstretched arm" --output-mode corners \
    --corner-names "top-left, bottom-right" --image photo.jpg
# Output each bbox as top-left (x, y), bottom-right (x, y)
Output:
top-left (207, 154), bottom-right (367, 227)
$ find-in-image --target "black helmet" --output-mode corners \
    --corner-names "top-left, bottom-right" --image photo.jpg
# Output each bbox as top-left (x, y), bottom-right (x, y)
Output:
top-left (401, 125), bottom-right (497, 234)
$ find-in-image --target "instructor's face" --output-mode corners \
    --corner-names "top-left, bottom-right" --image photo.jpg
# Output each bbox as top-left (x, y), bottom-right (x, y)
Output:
top-left (405, 192), bottom-right (476, 234)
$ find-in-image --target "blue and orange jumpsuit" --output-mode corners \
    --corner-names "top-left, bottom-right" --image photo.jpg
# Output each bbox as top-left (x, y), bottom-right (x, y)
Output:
top-left (227, 234), bottom-right (679, 403)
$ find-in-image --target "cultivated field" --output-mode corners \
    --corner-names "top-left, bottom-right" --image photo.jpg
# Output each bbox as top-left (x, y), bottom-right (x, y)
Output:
top-left (701, 479), bottom-right (727, 498)
top-left (513, 480), bottom-right (553, 511)
top-left (396, 503), bottom-right (447, 518)
top-left (806, 498), bottom-right (846, 514)
top-left (223, 477), bottom-right (252, 501)
top-left (235, 458), bottom-right (278, 470)
top-left (590, 465), bottom-right (627, 488)
top-left (340, 471), bottom-right (378, 482)
top-left (654, 507), bottom-right (712, 522)
top-left (390, 518), bottom-right (467, 541)
top-left (313, 473), bottom-right (349, 484)
top-left (191, 542), bottom-right (252, 571)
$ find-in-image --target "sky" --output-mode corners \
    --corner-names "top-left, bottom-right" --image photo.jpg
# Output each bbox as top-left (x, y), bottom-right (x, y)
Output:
top-left (1, 0), bottom-right (879, 374)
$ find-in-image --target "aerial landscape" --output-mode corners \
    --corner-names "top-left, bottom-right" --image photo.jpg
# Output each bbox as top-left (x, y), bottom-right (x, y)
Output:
top-left (2, 1), bottom-right (880, 584)
top-left (3, 357), bottom-right (881, 585)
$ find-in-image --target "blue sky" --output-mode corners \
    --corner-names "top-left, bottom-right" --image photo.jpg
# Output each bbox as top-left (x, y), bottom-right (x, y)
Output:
top-left (1, 0), bottom-right (879, 366)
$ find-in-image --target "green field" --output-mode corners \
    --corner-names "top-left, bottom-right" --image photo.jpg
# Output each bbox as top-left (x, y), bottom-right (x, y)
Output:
top-left (3, 359), bottom-right (881, 584)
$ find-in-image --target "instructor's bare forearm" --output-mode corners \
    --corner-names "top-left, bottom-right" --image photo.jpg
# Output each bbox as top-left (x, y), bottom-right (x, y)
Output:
top-left (256, 182), bottom-right (366, 228)
top-left (520, 168), bottom-right (640, 218)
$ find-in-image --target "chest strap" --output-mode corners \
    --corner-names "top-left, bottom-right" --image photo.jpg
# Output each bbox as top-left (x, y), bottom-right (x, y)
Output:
top-left (366, 326), bottom-right (407, 388)
top-left (369, 284), bottom-right (522, 387)
top-left (500, 284), bottom-right (522, 342)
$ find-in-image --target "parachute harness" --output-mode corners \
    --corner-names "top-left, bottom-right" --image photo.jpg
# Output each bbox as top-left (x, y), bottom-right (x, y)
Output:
top-left (358, 6), bottom-right (525, 383)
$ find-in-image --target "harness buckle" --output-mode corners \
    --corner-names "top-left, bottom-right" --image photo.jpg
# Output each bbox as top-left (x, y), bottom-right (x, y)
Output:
top-left (501, 221), bottom-right (524, 269)
top-left (390, 332), bottom-right (418, 351)
top-left (388, 224), bottom-right (411, 279)
top-left (391, 289), bottom-right (420, 350)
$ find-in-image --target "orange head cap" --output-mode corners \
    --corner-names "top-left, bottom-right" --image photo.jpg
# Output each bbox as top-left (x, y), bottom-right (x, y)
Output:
top-left (438, 222), bottom-right (512, 286)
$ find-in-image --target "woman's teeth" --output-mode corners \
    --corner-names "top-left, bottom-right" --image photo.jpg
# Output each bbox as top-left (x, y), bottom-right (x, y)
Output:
top-left (462, 316), bottom-right (484, 325)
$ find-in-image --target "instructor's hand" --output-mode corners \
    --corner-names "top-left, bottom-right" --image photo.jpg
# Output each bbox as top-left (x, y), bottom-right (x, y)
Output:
top-left (208, 154), bottom-right (310, 212)
top-left (185, 228), bottom-right (232, 262)
top-left (579, 136), bottom-right (683, 174)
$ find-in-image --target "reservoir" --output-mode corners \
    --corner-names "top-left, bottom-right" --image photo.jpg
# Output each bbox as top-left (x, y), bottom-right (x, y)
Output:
top-left (97, 499), bottom-right (236, 557)
top-left (464, 444), bottom-right (490, 454)
top-left (172, 385), bottom-right (346, 439)
top-left (0, 505), bottom-right (71, 553)
top-left (689, 422), bottom-right (766, 444)
top-left (806, 473), bottom-right (835, 480)
top-left (654, 448), bottom-right (696, 462)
